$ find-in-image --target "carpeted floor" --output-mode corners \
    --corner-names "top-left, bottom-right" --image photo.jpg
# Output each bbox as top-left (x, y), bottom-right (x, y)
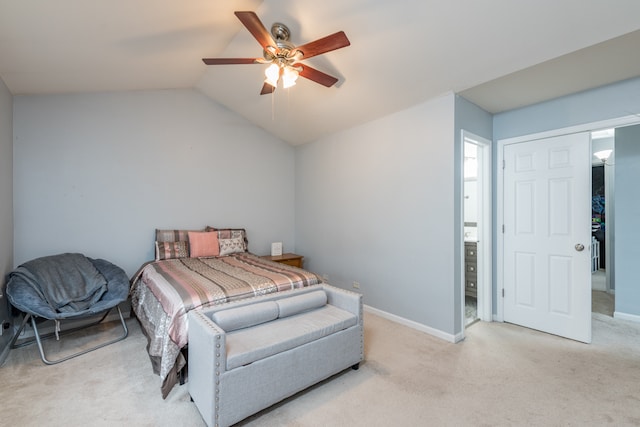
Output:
top-left (1, 309), bottom-right (639, 426)
top-left (592, 289), bottom-right (614, 317)
top-left (465, 282), bottom-right (615, 328)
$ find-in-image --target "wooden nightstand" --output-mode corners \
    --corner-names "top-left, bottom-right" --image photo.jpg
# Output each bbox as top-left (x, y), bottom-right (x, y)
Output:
top-left (262, 253), bottom-right (304, 269)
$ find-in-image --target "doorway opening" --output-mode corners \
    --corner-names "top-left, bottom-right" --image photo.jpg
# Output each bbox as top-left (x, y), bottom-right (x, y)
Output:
top-left (462, 131), bottom-right (492, 329)
top-left (591, 128), bottom-right (615, 317)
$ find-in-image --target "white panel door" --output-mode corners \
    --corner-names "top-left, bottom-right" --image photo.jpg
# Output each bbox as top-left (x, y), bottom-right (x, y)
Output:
top-left (503, 132), bottom-right (591, 343)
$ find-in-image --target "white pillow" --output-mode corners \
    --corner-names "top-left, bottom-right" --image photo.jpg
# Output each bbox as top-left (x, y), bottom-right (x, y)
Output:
top-left (219, 236), bottom-right (246, 256)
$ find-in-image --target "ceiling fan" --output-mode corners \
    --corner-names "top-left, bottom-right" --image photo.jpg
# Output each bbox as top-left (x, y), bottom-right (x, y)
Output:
top-left (202, 11), bottom-right (350, 95)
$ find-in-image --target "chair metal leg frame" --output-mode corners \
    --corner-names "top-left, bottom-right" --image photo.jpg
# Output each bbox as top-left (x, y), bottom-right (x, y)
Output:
top-left (10, 309), bottom-right (111, 349)
top-left (10, 305), bottom-right (128, 365)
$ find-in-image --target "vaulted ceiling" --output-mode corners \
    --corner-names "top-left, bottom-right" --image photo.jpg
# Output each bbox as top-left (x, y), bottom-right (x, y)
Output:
top-left (2, 0), bottom-right (640, 145)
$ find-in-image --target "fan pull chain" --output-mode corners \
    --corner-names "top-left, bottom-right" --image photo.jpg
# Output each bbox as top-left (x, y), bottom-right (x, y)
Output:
top-left (272, 86), bottom-right (276, 121)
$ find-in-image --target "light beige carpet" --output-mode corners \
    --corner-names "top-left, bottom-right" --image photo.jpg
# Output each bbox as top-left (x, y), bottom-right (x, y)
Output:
top-left (1, 311), bottom-right (639, 426)
top-left (592, 290), bottom-right (615, 317)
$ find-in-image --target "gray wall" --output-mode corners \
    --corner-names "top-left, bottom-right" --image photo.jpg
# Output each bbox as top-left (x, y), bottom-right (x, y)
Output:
top-left (11, 75), bottom-right (637, 342)
top-left (493, 76), bottom-right (640, 319)
top-left (613, 124), bottom-right (640, 317)
top-left (295, 94), bottom-right (459, 337)
top-left (494, 77), bottom-right (640, 141)
top-left (10, 88), bottom-right (492, 345)
top-left (0, 77), bottom-right (13, 363)
top-left (13, 89), bottom-right (297, 277)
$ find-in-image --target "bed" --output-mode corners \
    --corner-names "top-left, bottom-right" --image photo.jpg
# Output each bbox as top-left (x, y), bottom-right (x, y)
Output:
top-left (130, 228), bottom-right (322, 398)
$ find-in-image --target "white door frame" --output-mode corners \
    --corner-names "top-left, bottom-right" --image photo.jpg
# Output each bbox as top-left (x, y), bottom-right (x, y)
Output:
top-left (461, 130), bottom-right (492, 330)
top-left (496, 114), bottom-right (640, 322)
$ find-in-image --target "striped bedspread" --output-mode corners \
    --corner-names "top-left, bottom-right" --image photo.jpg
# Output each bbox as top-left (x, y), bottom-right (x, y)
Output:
top-left (130, 252), bottom-right (321, 397)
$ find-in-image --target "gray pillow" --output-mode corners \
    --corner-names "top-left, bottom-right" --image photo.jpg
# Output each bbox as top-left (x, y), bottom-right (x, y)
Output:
top-left (212, 301), bottom-right (279, 332)
top-left (277, 290), bottom-right (327, 318)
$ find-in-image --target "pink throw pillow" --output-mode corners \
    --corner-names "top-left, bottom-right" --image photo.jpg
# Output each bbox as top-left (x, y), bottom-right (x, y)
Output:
top-left (188, 231), bottom-right (220, 258)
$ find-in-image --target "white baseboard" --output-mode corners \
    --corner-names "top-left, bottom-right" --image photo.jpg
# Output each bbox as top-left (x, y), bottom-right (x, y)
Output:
top-left (364, 304), bottom-right (459, 343)
top-left (613, 311), bottom-right (640, 323)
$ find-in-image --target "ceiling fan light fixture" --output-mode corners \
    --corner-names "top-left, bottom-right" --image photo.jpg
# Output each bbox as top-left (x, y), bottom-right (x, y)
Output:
top-left (282, 66), bottom-right (299, 88)
top-left (264, 63), bottom-right (280, 87)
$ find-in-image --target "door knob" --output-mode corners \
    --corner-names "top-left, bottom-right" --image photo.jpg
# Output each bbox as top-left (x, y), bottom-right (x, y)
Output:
top-left (575, 243), bottom-right (585, 252)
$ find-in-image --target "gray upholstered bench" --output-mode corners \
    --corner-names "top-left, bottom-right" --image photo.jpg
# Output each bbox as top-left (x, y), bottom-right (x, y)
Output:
top-left (188, 284), bottom-right (364, 427)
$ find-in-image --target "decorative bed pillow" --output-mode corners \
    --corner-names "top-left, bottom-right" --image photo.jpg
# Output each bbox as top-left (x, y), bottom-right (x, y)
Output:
top-left (205, 227), bottom-right (248, 252)
top-left (219, 236), bottom-right (245, 256)
top-left (155, 229), bottom-right (202, 243)
top-left (155, 241), bottom-right (189, 261)
top-left (188, 231), bottom-right (220, 258)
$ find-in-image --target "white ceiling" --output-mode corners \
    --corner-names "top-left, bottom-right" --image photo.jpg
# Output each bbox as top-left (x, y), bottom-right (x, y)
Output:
top-left (2, 0), bottom-right (640, 145)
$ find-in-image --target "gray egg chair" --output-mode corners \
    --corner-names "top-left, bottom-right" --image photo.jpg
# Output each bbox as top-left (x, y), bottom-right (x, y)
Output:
top-left (6, 253), bottom-right (129, 364)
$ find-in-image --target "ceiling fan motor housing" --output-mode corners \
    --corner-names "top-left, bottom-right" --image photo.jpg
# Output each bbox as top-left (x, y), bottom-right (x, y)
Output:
top-left (271, 22), bottom-right (291, 42)
top-left (263, 22), bottom-right (302, 65)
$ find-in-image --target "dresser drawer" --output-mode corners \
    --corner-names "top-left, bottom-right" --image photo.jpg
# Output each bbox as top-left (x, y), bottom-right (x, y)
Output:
top-left (465, 262), bottom-right (477, 276)
top-left (465, 279), bottom-right (477, 297)
top-left (278, 258), bottom-right (304, 268)
top-left (465, 244), bottom-right (477, 259)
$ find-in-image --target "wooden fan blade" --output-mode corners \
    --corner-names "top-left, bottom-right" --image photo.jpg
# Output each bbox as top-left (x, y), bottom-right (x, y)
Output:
top-left (202, 58), bottom-right (258, 65)
top-left (234, 11), bottom-right (276, 50)
top-left (298, 64), bottom-right (339, 87)
top-left (295, 31), bottom-right (350, 60)
top-left (260, 83), bottom-right (276, 95)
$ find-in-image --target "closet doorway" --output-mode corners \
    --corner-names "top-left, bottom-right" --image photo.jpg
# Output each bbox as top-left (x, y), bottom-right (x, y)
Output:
top-left (591, 128), bottom-right (615, 316)
top-left (462, 130), bottom-right (492, 328)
